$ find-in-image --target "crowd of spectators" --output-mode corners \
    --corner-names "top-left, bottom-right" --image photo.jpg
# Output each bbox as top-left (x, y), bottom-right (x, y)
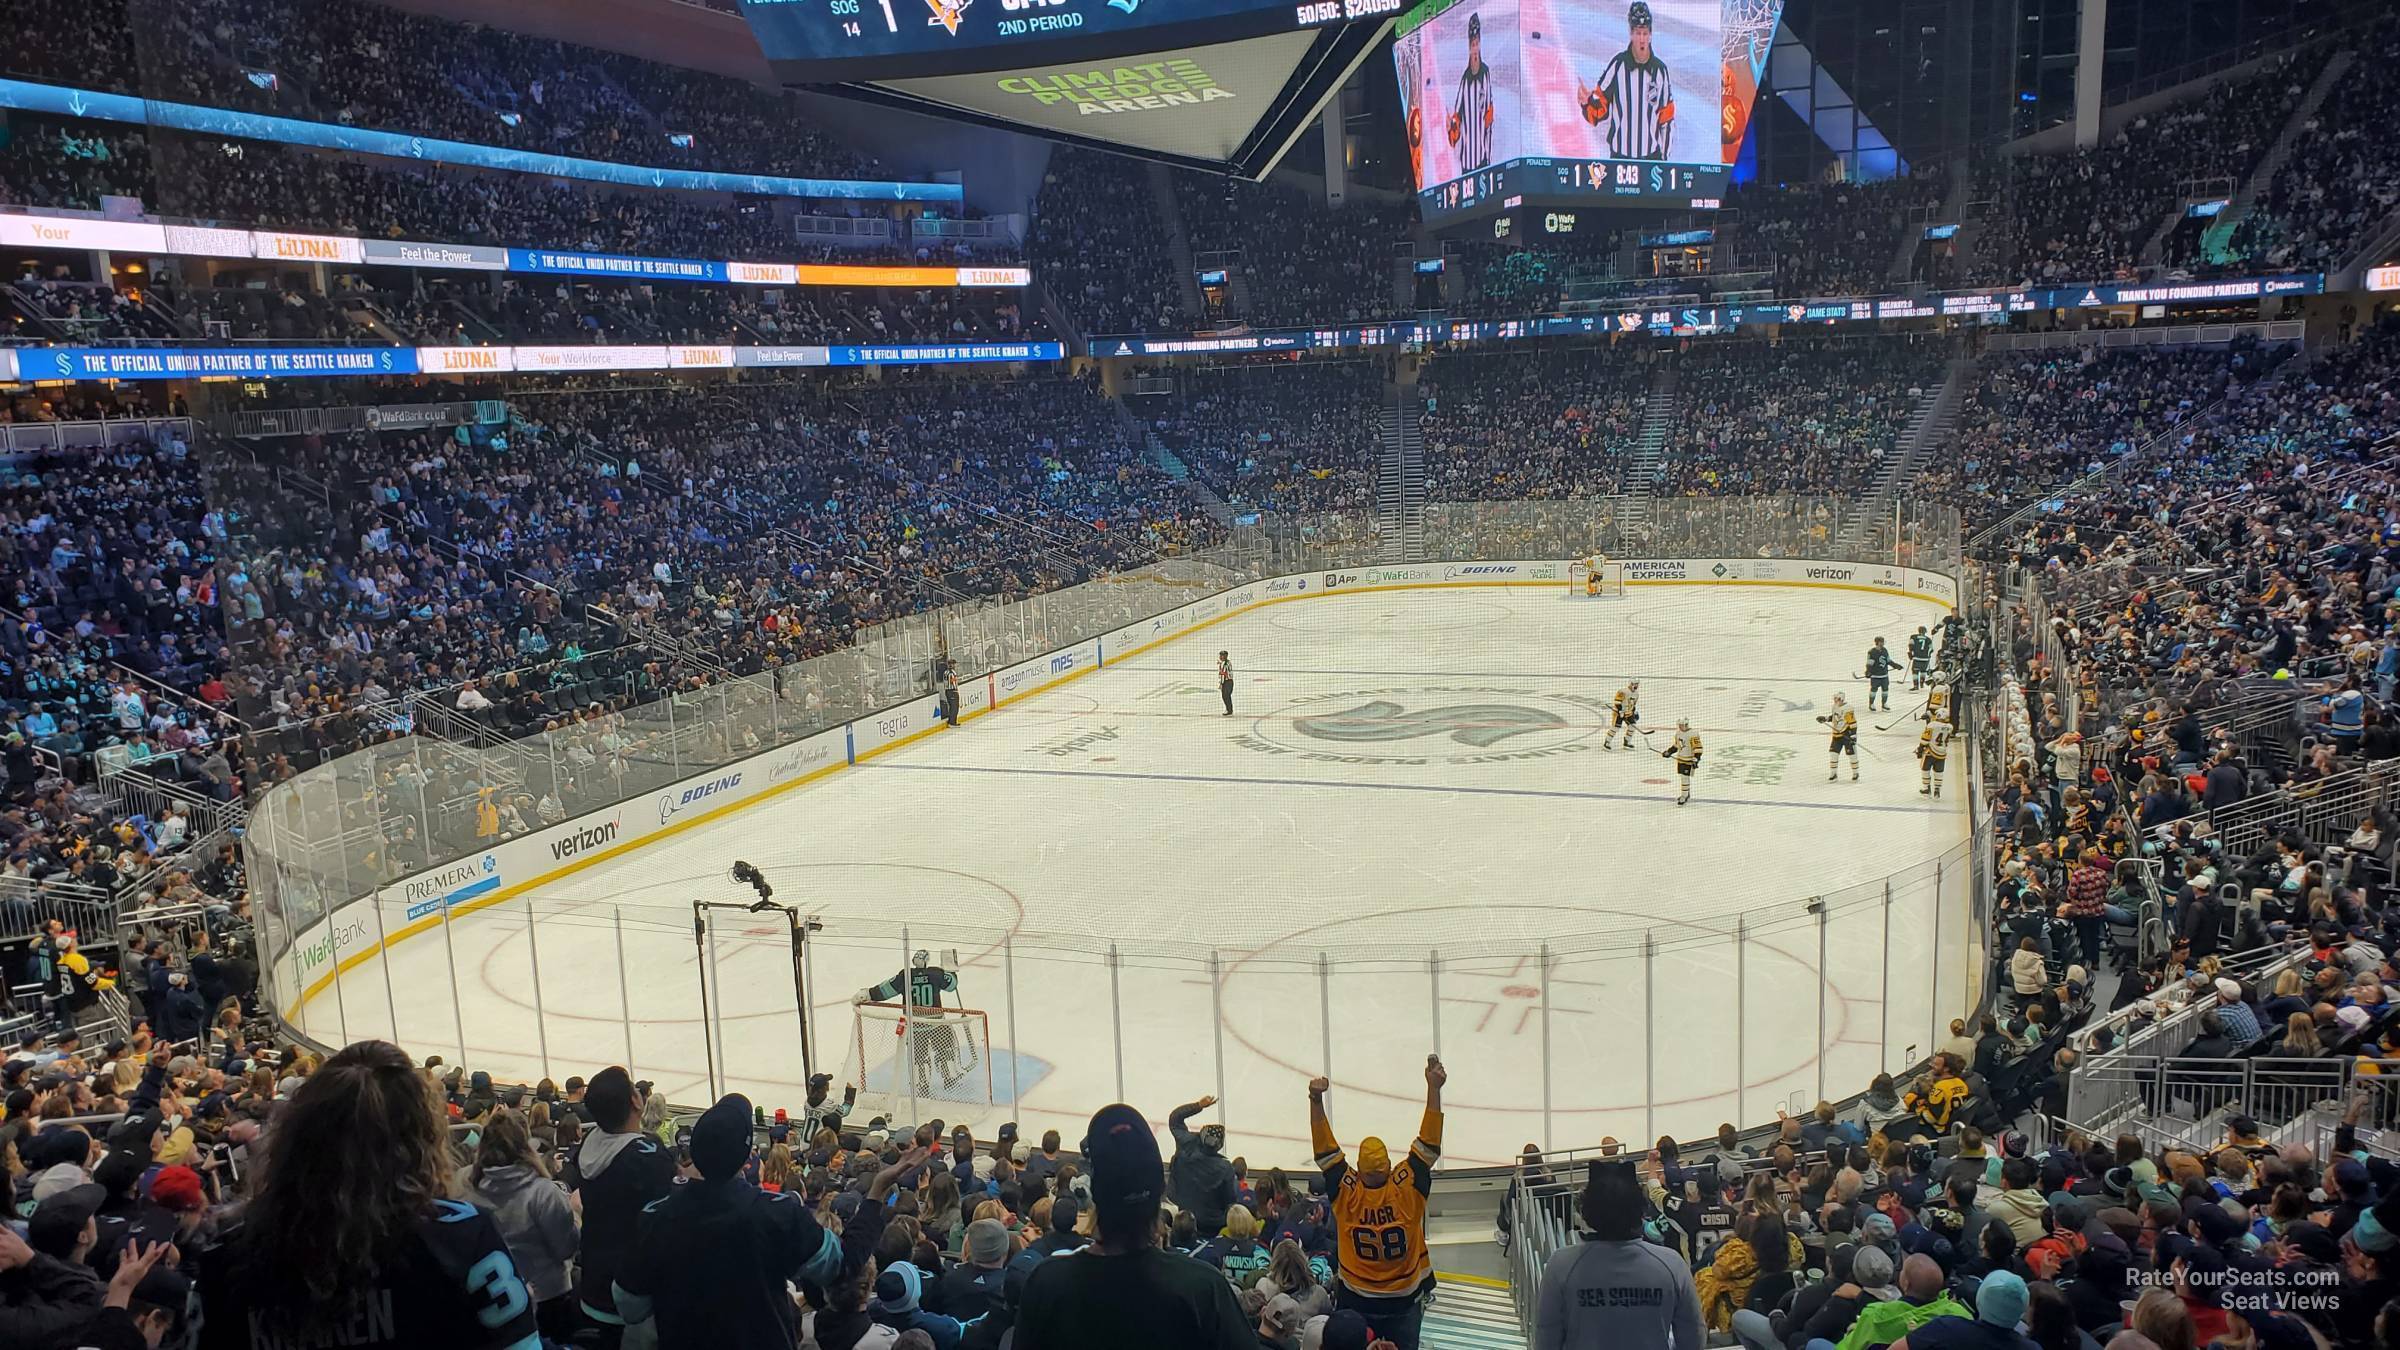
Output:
top-left (1025, 149), bottom-right (1187, 337)
top-left (6, 282), bottom-right (180, 345)
top-left (1147, 362), bottom-right (1383, 514)
top-left (0, 120), bottom-right (153, 215)
top-left (1450, 233), bottom-right (1631, 317)
top-left (1418, 347), bottom-right (1650, 500)
top-left (205, 373), bottom-right (1205, 794)
top-left (1171, 175), bottom-right (1413, 329)
top-left (1717, 169), bottom-right (1952, 299)
top-left (2226, 16), bottom-right (2400, 275)
top-left (1661, 337), bottom-right (1947, 498)
top-left (1915, 339), bottom-right (2295, 526)
top-left (1992, 322), bottom-right (2400, 778)
top-left (11, 0), bottom-right (878, 185)
top-left (1973, 51), bottom-right (2317, 286)
top-left (0, 1011), bottom-right (1452, 1350)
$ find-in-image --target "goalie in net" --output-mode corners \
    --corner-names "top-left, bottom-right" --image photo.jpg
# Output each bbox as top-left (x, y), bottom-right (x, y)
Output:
top-left (846, 949), bottom-right (990, 1117)
top-left (1570, 553), bottom-right (1622, 597)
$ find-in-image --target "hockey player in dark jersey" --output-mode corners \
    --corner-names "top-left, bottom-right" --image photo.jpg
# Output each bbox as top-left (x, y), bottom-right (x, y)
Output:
top-left (854, 950), bottom-right (973, 1094)
top-left (1907, 627), bottom-right (1935, 690)
top-left (1862, 638), bottom-right (1897, 711)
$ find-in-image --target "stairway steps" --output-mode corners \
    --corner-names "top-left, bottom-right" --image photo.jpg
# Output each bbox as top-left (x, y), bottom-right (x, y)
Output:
top-left (1424, 1277), bottom-right (1527, 1350)
top-left (2203, 49), bottom-right (2354, 264)
top-left (1837, 353), bottom-right (1971, 554)
top-left (1378, 393), bottom-right (1427, 563)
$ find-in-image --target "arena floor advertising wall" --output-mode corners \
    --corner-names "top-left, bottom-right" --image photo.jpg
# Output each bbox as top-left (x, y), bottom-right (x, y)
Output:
top-left (259, 556), bottom-right (1981, 1162)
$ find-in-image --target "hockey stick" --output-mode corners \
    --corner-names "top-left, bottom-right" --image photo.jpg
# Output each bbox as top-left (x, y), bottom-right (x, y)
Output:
top-left (1876, 698), bottom-right (1929, 733)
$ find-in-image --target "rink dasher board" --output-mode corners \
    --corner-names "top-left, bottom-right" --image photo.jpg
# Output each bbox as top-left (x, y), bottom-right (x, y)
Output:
top-left (268, 557), bottom-right (1959, 1013)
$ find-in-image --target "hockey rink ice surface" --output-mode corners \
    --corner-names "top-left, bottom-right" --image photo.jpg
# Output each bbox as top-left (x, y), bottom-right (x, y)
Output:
top-left (311, 584), bottom-right (1972, 1163)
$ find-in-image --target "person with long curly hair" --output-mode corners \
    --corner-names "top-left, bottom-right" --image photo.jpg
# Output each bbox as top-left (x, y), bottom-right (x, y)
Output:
top-left (196, 1039), bottom-right (542, 1348)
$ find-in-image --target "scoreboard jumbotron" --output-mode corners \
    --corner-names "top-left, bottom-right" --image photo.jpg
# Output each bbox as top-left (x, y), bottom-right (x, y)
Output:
top-left (740, 0), bottom-right (1397, 175)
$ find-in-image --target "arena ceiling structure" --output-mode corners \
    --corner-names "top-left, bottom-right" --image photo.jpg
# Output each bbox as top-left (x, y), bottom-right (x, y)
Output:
top-left (738, 0), bottom-right (1397, 176)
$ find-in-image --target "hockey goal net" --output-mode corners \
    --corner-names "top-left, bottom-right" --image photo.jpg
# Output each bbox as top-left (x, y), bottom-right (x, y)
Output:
top-left (841, 1002), bottom-right (994, 1123)
top-left (1567, 559), bottom-right (1625, 598)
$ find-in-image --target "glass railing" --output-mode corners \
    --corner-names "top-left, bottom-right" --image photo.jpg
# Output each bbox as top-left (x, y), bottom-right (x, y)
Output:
top-left (246, 497), bottom-right (1981, 1161)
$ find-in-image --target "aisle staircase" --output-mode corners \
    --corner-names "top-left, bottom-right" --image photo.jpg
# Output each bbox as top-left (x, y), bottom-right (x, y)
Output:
top-left (1615, 363), bottom-right (1679, 553)
top-left (1146, 163), bottom-right (1204, 321)
top-left (2201, 49), bottom-right (2355, 265)
top-left (1425, 1276), bottom-right (1526, 1349)
top-left (1837, 353), bottom-right (1972, 555)
top-left (1375, 385), bottom-right (1428, 563)
top-left (1145, 427), bottom-right (1242, 525)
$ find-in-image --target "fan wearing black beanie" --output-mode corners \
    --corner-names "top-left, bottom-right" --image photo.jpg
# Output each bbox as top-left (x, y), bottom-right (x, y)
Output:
top-left (1533, 1158), bottom-right (1703, 1350)
top-left (1017, 1103), bottom-right (1254, 1350)
top-left (616, 1092), bottom-right (911, 1350)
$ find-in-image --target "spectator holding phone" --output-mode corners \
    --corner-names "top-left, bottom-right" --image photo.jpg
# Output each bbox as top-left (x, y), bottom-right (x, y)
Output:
top-left (469, 1106), bottom-right (580, 1341)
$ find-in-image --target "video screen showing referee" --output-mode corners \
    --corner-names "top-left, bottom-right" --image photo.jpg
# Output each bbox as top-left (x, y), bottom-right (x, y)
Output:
top-left (1519, 0), bottom-right (1718, 167)
top-left (1580, 1), bottom-right (1675, 161)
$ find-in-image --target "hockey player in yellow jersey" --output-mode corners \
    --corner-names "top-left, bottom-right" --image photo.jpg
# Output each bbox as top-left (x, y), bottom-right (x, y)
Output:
top-left (1311, 1054), bottom-right (1444, 1348)
top-left (1601, 680), bottom-right (1640, 748)
top-left (1818, 692), bottom-right (1860, 781)
top-left (1660, 717), bottom-right (1702, 805)
top-left (1918, 719), bottom-right (1952, 796)
top-left (1925, 675), bottom-right (1952, 727)
top-left (1582, 552), bottom-right (1608, 596)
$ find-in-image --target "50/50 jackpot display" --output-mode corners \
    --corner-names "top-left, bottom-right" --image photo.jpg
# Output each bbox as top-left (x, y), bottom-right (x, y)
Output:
top-left (741, 0), bottom-right (1373, 79)
top-left (1397, 0), bottom-right (1780, 222)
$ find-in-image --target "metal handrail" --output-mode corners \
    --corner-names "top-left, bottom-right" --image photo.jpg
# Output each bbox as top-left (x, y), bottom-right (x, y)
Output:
top-left (1967, 393), bottom-right (2233, 554)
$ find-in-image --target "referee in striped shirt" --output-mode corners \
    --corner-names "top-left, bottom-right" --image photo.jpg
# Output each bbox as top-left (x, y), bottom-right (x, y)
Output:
top-left (1581, 0), bottom-right (1676, 161)
top-left (1446, 12), bottom-right (1496, 172)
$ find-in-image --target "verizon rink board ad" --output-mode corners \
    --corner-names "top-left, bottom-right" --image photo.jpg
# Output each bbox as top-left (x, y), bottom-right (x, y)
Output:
top-left (279, 557), bottom-right (1953, 1002)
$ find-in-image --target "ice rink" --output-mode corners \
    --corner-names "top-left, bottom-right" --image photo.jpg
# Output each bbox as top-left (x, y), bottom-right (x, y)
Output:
top-left (305, 581), bottom-right (1974, 1163)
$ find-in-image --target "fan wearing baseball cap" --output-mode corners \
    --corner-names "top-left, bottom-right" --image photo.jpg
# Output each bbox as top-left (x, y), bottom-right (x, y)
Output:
top-left (1310, 1055), bottom-right (1445, 1349)
top-left (1016, 1103), bottom-right (1254, 1350)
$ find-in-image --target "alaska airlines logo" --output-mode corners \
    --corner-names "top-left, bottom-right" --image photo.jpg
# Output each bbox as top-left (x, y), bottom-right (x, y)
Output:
top-left (1295, 701), bottom-right (1565, 747)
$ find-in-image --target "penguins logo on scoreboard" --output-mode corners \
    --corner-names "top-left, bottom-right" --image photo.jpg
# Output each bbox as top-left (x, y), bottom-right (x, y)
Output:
top-left (926, 0), bottom-right (972, 34)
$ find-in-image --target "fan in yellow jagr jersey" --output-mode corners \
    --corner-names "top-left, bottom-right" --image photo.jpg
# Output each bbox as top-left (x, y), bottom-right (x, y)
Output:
top-left (1602, 680), bottom-right (1641, 748)
top-left (1817, 692), bottom-right (1859, 782)
top-left (1918, 720), bottom-right (1952, 797)
top-left (1310, 1056), bottom-right (1444, 1344)
top-left (1659, 717), bottom-right (1703, 805)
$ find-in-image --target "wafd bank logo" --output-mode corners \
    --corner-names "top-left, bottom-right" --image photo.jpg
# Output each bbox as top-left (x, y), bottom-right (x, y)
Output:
top-left (658, 773), bottom-right (743, 825)
top-left (296, 917), bottom-right (371, 977)
top-left (1234, 686), bottom-right (1610, 766)
top-left (403, 853), bottom-right (502, 922)
top-left (995, 59), bottom-right (1235, 117)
